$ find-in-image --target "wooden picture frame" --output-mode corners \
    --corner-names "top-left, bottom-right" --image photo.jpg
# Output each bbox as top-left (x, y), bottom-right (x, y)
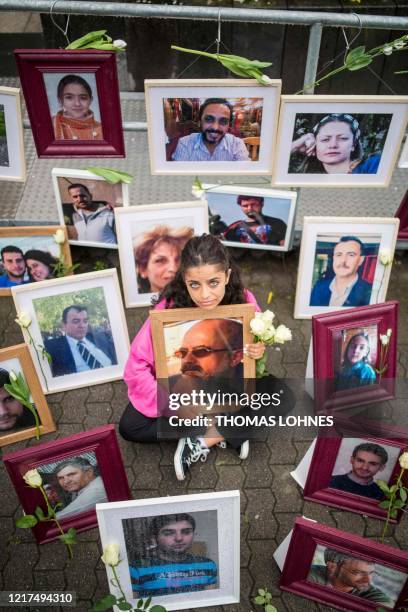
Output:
top-left (0, 86), bottom-right (26, 182)
top-left (3, 425), bottom-right (130, 543)
top-left (14, 49), bottom-right (125, 158)
top-left (203, 183), bottom-right (297, 252)
top-left (312, 301), bottom-right (398, 411)
top-left (294, 217), bottom-right (399, 319)
top-left (301, 427), bottom-right (408, 521)
top-left (150, 303), bottom-right (256, 383)
top-left (52, 168), bottom-right (130, 249)
top-left (273, 95), bottom-right (408, 188)
top-left (0, 344), bottom-right (55, 447)
top-left (11, 269), bottom-right (130, 394)
top-left (115, 201), bottom-right (209, 308)
top-left (145, 78), bottom-right (281, 175)
top-left (96, 490), bottom-right (240, 611)
top-left (0, 225), bottom-right (72, 296)
top-left (280, 517), bottom-right (408, 611)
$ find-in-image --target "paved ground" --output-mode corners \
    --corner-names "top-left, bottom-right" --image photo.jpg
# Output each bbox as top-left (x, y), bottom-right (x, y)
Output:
top-left (0, 241), bottom-right (407, 612)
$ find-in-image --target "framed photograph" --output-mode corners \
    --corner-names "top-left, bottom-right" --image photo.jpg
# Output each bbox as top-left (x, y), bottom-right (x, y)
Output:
top-left (280, 517), bottom-right (408, 611)
top-left (273, 95), bottom-right (408, 187)
top-left (395, 189), bottom-right (408, 240)
top-left (203, 184), bottom-right (297, 251)
top-left (0, 86), bottom-right (26, 182)
top-left (11, 269), bottom-right (130, 394)
top-left (397, 135), bottom-right (408, 169)
top-left (150, 304), bottom-right (256, 395)
top-left (294, 217), bottom-right (399, 319)
top-left (52, 168), bottom-right (130, 249)
top-left (301, 429), bottom-right (408, 521)
top-left (0, 225), bottom-right (72, 295)
top-left (0, 344), bottom-right (55, 447)
top-left (312, 301), bottom-right (398, 411)
top-left (96, 490), bottom-right (240, 610)
top-left (145, 78), bottom-right (281, 175)
top-left (14, 49), bottom-right (125, 158)
top-left (115, 201), bottom-right (208, 308)
top-left (3, 425), bottom-right (130, 543)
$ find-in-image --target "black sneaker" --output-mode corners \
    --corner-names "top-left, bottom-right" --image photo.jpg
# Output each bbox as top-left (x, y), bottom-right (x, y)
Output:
top-left (174, 437), bottom-right (210, 481)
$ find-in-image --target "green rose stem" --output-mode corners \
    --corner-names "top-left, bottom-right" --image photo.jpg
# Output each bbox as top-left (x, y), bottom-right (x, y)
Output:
top-left (38, 484), bottom-right (74, 559)
top-left (26, 326), bottom-right (49, 392)
top-left (110, 565), bottom-right (126, 602)
top-left (381, 467), bottom-right (405, 543)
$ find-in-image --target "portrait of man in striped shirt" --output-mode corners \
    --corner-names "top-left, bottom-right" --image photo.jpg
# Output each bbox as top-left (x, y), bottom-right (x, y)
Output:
top-left (125, 512), bottom-right (218, 598)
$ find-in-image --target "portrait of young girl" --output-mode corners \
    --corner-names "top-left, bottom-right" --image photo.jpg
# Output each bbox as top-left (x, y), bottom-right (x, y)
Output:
top-left (43, 72), bottom-right (103, 141)
top-left (334, 326), bottom-right (377, 391)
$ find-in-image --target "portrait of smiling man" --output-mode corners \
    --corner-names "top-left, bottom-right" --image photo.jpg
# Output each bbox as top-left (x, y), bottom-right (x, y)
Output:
top-left (0, 245), bottom-right (27, 288)
top-left (310, 235), bottom-right (373, 307)
top-left (171, 98), bottom-right (251, 162)
top-left (127, 512), bottom-right (218, 598)
top-left (66, 182), bottom-right (116, 245)
top-left (329, 442), bottom-right (388, 500)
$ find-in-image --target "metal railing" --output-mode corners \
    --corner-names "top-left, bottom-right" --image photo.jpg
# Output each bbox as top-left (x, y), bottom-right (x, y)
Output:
top-left (1, 0), bottom-right (407, 125)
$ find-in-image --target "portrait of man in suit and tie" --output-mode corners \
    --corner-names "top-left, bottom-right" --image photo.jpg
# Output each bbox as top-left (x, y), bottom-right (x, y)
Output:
top-left (44, 304), bottom-right (117, 378)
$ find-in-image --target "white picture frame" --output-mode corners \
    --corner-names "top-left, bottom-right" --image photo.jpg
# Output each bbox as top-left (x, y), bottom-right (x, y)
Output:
top-left (11, 269), bottom-right (130, 394)
top-left (0, 86), bottom-right (26, 182)
top-left (294, 217), bottom-right (399, 319)
top-left (203, 183), bottom-right (297, 251)
top-left (96, 490), bottom-right (240, 611)
top-left (51, 168), bottom-right (130, 249)
top-left (273, 95), bottom-right (408, 187)
top-left (398, 135), bottom-right (408, 168)
top-left (145, 78), bottom-right (281, 175)
top-left (115, 201), bottom-right (209, 308)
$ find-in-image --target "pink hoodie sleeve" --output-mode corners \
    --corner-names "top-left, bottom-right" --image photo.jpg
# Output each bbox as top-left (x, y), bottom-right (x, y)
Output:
top-left (123, 290), bottom-right (261, 418)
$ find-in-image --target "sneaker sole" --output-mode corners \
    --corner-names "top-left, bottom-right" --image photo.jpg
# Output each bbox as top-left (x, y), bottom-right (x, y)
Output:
top-left (239, 441), bottom-right (249, 460)
top-left (174, 438), bottom-right (187, 481)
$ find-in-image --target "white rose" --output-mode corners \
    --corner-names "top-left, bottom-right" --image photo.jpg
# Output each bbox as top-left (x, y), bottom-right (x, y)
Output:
top-left (383, 46), bottom-right (393, 55)
top-left (53, 229), bottom-right (66, 244)
top-left (113, 39), bottom-right (127, 49)
top-left (23, 469), bottom-right (42, 488)
top-left (191, 185), bottom-right (204, 199)
top-left (15, 312), bottom-right (32, 328)
top-left (250, 317), bottom-right (268, 337)
top-left (260, 310), bottom-right (275, 324)
top-left (9, 370), bottom-right (18, 382)
top-left (260, 75), bottom-right (272, 84)
top-left (380, 334), bottom-right (389, 346)
top-left (274, 324), bottom-right (292, 344)
top-left (101, 543), bottom-right (120, 566)
top-left (379, 248), bottom-right (392, 266)
top-left (387, 328), bottom-right (392, 337)
top-left (262, 326), bottom-right (276, 343)
top-left (394, 40), bottom-right (406, 50)
top-left (399, 452), bottom-right (408, 470)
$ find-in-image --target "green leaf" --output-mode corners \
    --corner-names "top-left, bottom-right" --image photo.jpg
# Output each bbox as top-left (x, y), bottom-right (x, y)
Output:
top-left (66, 30), bottom-right (108, 49)
top-left (347, 57), bottom-right (373, 71)
top-left (92, 594), bottom-right (117, 612)
top-left (35, 506), bottom-right (45, 521)
top-left (254, 595), bottom-right (265, 604)
top-left (345, 45), bottom-right (367, 63)
top-left (378, 500), bottom-right (391, 509)
top-left (59, 531), bottom-right (76, 545)
top-left (16, 514), bottom-right (38, 528)
top-left (400, 488), bottom-right (407, 502)
top-left (390, 509), bottom-right (398, 518)
top-left (393, 499), bottom-right (405, 509)
top-left (258, 588), bottom-right (266, 596)
top-left (265, 605), bottom-right (277, 612)
top-left (85, 167), bottom-right (133, 184)
top-left (143, 597), bottom-right (152, 609)
top-left (149, 607), bottom-right (167, 612)
top-left (117, 602), bottom-right (132, 611)
top-left (376, 480), bottom-right (390, 493)
top-left (137, 599), bottom-right (143, 608)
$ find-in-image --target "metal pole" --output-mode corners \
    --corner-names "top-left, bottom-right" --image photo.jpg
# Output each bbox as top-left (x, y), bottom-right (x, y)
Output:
top-left (0, 0), bottom-right (407, 29)
top-left (303, 23), bottom-right (323, 94)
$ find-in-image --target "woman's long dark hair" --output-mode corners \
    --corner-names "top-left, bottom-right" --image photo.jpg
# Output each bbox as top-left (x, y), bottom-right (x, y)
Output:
top-left (153, 234), bottom-right (246, 308)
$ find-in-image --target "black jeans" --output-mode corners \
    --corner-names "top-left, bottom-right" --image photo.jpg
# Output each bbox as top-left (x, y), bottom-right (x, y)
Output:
top-left (119, 375), bottom-right (296, 449)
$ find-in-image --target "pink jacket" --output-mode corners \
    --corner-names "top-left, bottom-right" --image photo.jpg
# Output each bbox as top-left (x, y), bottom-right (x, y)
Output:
top-left (124, 290), bottom-right (261, 417)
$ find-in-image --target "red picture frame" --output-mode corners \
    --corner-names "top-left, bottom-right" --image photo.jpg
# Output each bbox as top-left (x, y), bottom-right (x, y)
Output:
top-left (14, 49), bottom-right (125, 158)
top-left (280, 517), bottom-right (408, 612)
top-left (395, 190), bottom-right (408, 240)
top-left (312, 301), bottom-right (398, 411)
top-left (303, 423), bottom-right (408, 521)
top-left (3, 425), bottom-right (131, 543)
